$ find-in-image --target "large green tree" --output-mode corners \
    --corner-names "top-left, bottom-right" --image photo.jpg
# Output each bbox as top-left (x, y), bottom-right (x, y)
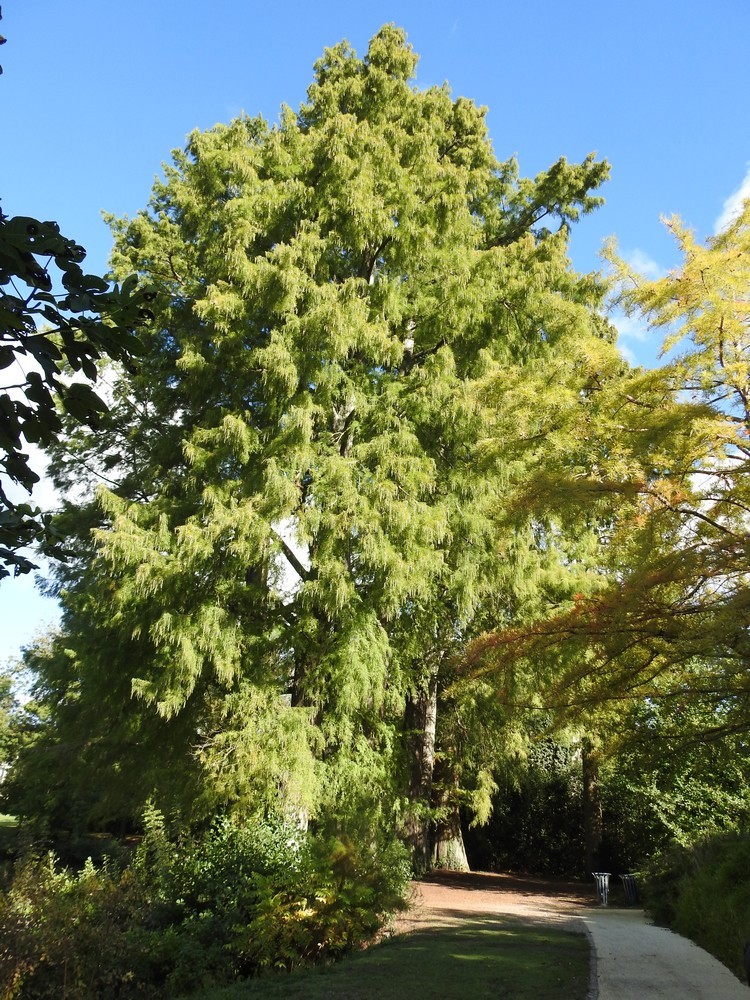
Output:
top-left (10, 26), bottom-right (613, 859)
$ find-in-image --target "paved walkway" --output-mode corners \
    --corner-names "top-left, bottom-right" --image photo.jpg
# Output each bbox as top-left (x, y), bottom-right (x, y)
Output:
top-left (581, 908), bottom-right (748, 999)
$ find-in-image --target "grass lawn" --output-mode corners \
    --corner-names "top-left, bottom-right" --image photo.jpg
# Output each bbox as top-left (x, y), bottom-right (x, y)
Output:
top-left (195, 916), bottom-right (590, 999)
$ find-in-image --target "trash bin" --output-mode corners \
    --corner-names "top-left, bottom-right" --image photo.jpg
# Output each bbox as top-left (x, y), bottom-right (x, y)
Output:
top-left (620, 873), bottom-right (639, 905)
top-left (593, 872), bottom-right (610, 906)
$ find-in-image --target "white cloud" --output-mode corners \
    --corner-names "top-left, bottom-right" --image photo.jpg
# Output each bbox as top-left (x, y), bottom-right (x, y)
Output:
top-left (610, 308), bottom-right (664, 367)
top-left (610, 309), bottom-right (649, 343)
top-left (714, 165), bottom-right (750, 233)
top-left (623, 248), bottom-right (665, 280)
top-left (617, 341), bottom-right (638, 366)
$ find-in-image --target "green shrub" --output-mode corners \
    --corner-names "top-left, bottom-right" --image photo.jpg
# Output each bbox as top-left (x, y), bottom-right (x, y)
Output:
top-left (0, 812), bottom-right (410, 998)
top-left (0, 853), bottom-right (157, 999)
top-left (641, 833), bottom-right (750, 980)
top-left (242, 834), bottom-right (410, 972)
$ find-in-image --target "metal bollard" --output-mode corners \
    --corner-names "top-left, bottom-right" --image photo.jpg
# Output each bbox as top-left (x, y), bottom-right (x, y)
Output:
top-left (593, 872), bottom-right (610, 906)
top-left (620, 873), bottom-right (639, 905)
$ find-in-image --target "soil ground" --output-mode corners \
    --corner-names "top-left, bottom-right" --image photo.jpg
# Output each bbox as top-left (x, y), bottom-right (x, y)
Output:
top-left (395, 869), bottom-right (597, 935)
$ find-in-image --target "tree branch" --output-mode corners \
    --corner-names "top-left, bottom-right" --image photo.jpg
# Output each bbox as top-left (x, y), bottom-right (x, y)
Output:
top-left (271, 526), bottom-right (313, 582)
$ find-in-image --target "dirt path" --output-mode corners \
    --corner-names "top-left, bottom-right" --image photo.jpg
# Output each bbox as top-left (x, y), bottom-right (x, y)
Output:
top-left (395, 871), bottom-right (750, 999)
top-left (396, 870), bottom-right (594, 935)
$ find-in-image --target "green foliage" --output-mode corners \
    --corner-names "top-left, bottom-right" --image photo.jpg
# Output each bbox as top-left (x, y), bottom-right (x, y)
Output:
top-left (0, 810), bottom-right (410, 998)
top-left (0, 673), bottom-right (20, 771)
top-left (0, 208), bottom-right (152, 578)
top-left (0, 852), bottom-right (152, 999)
top-left (461, 696), bottom-right (750, 880)
top-left (600, 699), bottom-right (750, 863)
top-left (242, 833), bottom-right (410, 973)
top-left (641, 834), bottom-right (750, 980)
top-left (463, 199), bottom-right (750, 751)
top-left (2, 627), bottom-right (216, 845)
top-left (15, 24), bottom-right (611, 846)
top-left (453, 200), bottom-right (750, 900)
top-left (463, 739), bottom-right (585, 876)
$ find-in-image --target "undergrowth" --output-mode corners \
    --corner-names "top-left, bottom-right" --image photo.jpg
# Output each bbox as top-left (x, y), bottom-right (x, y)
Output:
top-left (642, 832), bottom-right (750, 981)
top-left (0, 807), bottom-right (410, 998)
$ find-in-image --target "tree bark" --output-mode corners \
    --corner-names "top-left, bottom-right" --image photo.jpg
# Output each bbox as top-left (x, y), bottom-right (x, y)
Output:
top-left (403, 666), bottom-right (439, 872)
top-left (431, 762), bottom-right (470, 871)
top-left (582, 738), bottom-right (603, 876)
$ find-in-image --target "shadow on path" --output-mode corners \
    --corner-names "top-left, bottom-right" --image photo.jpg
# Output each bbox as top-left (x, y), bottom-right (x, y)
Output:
top-left (405, 870), bottom-right (750, 1000)
top-left (419, 869), bottom-right (594, 907)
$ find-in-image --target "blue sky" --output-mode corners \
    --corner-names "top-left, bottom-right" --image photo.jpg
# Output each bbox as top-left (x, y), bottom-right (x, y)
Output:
top-left (2, 0), bottom-right (749, 664)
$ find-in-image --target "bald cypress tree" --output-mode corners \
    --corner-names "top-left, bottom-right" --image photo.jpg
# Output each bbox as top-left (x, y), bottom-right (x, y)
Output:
top-left (14, 26), bottom-right (612, 856)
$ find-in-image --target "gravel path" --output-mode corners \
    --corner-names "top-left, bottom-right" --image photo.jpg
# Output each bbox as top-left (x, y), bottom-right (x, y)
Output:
top-left (399, 871), bottom-right (749, 999)
top-left (582, 908), bottom-right (749, 1000)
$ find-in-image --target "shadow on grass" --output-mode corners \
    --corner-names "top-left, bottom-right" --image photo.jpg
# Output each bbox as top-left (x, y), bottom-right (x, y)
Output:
top-left (199, 912), bottom-right (590, 1000)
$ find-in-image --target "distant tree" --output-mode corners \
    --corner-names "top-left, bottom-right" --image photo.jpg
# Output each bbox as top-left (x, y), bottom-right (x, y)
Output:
top-left (0, 669), bottom-right (19, 775)
top-left (463, 200), bottom-right (750, 753)
top-left (601, 696), bottom-right (750, 859)
top-left (0, 210), bottom-right (152, 577)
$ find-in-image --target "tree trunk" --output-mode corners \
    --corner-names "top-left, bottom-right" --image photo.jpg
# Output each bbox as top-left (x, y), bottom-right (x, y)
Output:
top-left (432, 765), bottom-right (470, 871)
top-left (582, 738), bottom-right (603, 876)
top-left (403, 667), bottom-right (439, 872)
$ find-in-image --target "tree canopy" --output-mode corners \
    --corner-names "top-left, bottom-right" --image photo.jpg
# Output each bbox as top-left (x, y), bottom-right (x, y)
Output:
top-left (463, 199), bottom-right (750, 752)
top-left (8, 25), bottom-right (616, 853)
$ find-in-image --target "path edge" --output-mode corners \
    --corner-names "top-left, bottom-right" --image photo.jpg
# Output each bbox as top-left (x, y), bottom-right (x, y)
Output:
top-left (573, 916), bottom-right (598, 1000)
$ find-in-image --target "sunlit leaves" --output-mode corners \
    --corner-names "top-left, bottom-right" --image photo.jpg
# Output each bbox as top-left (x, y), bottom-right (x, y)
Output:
top-left (0, 211), bottom-right (151, 577)
top-left (15, 25), bottom-right (612, 832)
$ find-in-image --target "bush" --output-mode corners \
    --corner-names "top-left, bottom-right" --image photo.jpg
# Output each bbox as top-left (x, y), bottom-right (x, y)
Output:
top-left (641, 833), bottom-right (750, 980)
top-left (242, 833), bottom-right (410, 972)
top-left (463, 741), bottom-right (585, 877)
top-left (0, 810), bottom-right (410, 998)
top-left (0, 853), bottom-right (155, 999)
